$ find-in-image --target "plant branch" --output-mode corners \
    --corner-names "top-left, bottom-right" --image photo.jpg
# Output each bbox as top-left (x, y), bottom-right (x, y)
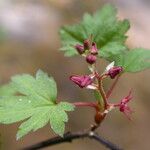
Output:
top-left (106, 74), bottom-right (121, 99)
top-left (90, 132), bottom-right (123, 150)
top-left (73, 102), bottom-right (98, 110)
top-left (22, 131), bottom-right (123, 150)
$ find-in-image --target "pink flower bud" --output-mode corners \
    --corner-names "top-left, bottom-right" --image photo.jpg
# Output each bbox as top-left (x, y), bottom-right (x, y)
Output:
top-left (90, 42), bottom-right (98, 55)
top-left (70, 75), bottom-right (93, 88)
top-left (83, 39), bottom-right (90, 50)
top-left (75, 44), bottom-right (85, 54)
top-left (86, 54), bottom-right (97, 64)
top-left (108, 66), bottom-right (123, 79)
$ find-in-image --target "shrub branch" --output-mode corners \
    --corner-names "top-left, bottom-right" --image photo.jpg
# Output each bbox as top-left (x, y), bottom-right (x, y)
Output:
top-left (22, 131), bottom-right (123, 150)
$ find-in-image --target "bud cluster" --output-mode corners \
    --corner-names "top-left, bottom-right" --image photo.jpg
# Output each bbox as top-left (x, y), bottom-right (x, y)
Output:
top-left (71, 41), bottom-right (124, 89)
top-left (75, 39), bottom-right (98, 65)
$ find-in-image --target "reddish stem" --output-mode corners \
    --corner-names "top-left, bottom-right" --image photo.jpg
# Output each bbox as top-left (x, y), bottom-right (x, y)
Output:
top-left (73, 102), bottom-right (99, 110)
top-left (95, 72), bottom-right (108, 109)
top-left (106, 74), bottom-right (121, 99)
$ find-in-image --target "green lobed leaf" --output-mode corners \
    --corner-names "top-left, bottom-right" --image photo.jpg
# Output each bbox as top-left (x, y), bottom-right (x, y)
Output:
top-left (16, 102), bottom-right (74, 139)
top-left (0, 83), bottom-right (17, 96)
top-left (11, 69), bottom-right (57, 104)
top-left (59, 4), bottom-right (130, 58)
top-left (111, 48), bottom-right (150, 72)
top-left (100, 42), bottom-right (127, 59)
top-left (0, 70), bottom-right (75, 139)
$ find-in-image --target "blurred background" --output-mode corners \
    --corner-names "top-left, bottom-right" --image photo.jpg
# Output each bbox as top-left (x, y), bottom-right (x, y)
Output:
top-left (0, 0), bottom-right (150, 149)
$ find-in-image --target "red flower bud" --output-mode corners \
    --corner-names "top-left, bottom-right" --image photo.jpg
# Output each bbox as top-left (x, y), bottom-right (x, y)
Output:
top-left (90, 42), bottom-right (98, 55)
top-left (86, 54), bottom-right (97, 64)
top-left (70, 75), bottom-right (93, 88)
top-left (83, 39), bottom-right (90, 50)
top-left (108, 66), bottom-right (123, 79)
top-left (75, 44), bottom-right (85, 54)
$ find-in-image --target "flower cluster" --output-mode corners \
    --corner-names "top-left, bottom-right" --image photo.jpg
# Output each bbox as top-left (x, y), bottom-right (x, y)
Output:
top-left (71, 45), bottom-right (123, 89)
top-left (75, 39), bottom-right (98, 65)
top-left (70, 39), bottom-right (133, 122)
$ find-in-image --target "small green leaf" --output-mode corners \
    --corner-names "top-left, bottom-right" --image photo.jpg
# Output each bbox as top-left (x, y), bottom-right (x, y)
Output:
top-left (60, 4), bottom-right (130, 58)
top-left (0, 70), bottom-right (75, 139)
top-left (112, 48), bottom-right (150, 72)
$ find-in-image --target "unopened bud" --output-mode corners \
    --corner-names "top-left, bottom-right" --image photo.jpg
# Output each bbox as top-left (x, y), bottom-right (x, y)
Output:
top-left (108, 66), bottom-right (123, 79)
top-left (86, 54), bottom-right (97, 64)
top-left (83, 39), bottom-right (90, 50)
top-left (90, 42), bottom-right (98, 55)
top-left (75, 44), bottom-right (85, 54)
top-left (70, 75), bottom-right (93, 88)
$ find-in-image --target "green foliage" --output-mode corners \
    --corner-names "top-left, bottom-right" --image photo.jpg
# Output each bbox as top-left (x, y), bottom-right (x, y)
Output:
top-left (60, 4), bottom-right (130, 57)
top-left (0, 70), bottom-right (74, 139)
top-left (110, 48), bottom-right (150, 72)
top-left (0, 83), bottom-right (17, 96)
top-left (60, 4), bottom-right (150, 73)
